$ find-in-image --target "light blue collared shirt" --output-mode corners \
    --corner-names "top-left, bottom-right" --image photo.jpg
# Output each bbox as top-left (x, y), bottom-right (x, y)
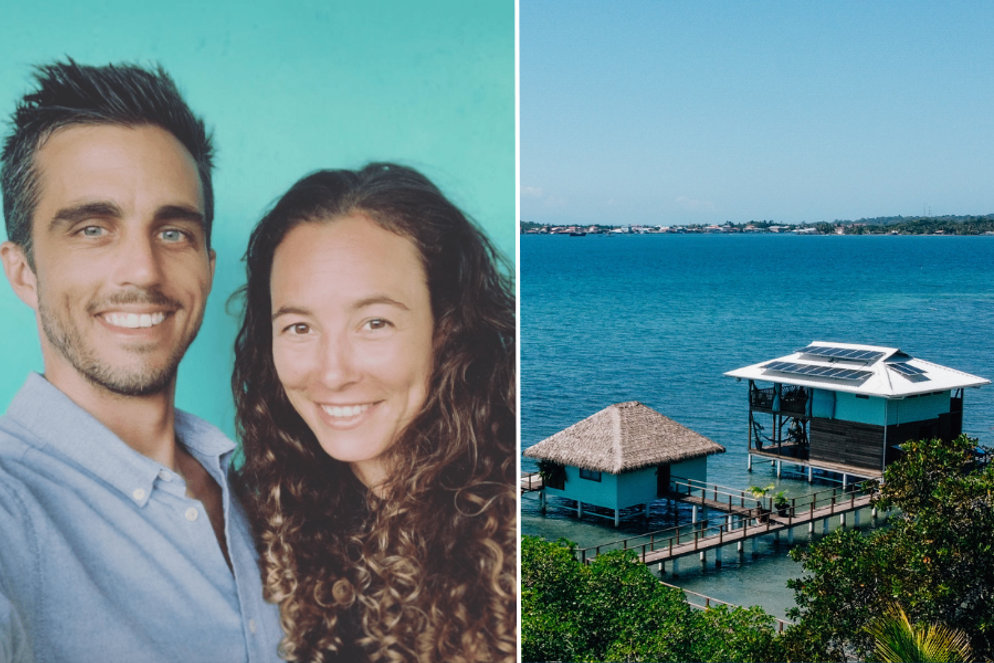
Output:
top-left (0, 374), bottom-right (282, 663)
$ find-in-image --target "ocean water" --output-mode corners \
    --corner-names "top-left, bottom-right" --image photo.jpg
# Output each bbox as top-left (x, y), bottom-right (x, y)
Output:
top-left (520, 233), bottom-right (994, 619)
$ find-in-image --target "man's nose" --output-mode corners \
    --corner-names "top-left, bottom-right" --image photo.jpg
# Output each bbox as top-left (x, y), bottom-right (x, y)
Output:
top-left (111, 232), bottom-right (163, 289)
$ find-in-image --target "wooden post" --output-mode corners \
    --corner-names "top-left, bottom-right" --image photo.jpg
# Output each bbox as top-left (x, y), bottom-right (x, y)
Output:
top-left (807, 466), bottom-right (813, 482)
top-left (777, 460), bottom-right (782, 479)
top-left (715, 546), bottom-right (722, 569)
top-left (577, 501), bottom-right (583, 519)
top-left (540, 491), bottom-right (546, 513)
top-left (614, 508), bottom-right (619, 528)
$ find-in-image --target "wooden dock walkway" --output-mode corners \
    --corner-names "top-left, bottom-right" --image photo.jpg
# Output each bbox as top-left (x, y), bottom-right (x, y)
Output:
top-left (520, 471), bottom-right (543, 493)
top-left (575, 485), bottom-right (877, 567)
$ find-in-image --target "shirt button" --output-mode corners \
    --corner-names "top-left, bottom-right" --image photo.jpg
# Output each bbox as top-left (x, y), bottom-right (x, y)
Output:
top-left (249, 619), bottom-right (257, 634)
top-left (185, 507), bottom-right (198, 521)
top-left (158, 469), bottom-right (172, 481)
top-left (132, 488), bottom-right (146, 501)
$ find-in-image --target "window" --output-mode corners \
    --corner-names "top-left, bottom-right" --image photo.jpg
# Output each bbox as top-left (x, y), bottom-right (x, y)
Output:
top-left (579, 468), bottom-right (602, 482)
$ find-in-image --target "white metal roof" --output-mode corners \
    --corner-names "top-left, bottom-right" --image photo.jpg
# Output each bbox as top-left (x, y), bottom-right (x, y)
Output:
top-left (724, 341), bottom-right (990, 399)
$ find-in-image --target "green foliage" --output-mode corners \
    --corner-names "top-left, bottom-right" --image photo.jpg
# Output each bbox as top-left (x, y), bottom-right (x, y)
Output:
top-left (747, 483), bottom-right (775, 499)
top-left (786, 435), bottom-right (994, 662)
top-left (865, 603), bottom-right (974, 663)
top-left (521, 535), bottom-right (784, 662)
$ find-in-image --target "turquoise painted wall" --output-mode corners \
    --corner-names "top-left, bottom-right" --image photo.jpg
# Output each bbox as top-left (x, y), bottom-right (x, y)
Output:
top-left (886, 391), bottom-right (950, 425)
top-left (835, 392), bottom-right (887, 425)
top-left (616, 466), bottom-right (658, 509)
top-left (811, 389), bottom-right (836, 418)
top-left (670, 456), bottom-right (708, 484)
top-left (545, 466), bottom-right (620, 510)
top-left (0, 0), bottom-right (515, 439)
top-left (546, 459), bottom-right (713, 511)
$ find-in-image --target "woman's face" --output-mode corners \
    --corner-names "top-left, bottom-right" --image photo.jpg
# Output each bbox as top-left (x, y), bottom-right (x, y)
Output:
top-left (270, 214), bottom-right (434, 490)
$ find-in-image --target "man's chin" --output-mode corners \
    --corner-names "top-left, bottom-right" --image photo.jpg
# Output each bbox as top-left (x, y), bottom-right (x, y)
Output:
top-left (81, 362), bottom-right (178, 398)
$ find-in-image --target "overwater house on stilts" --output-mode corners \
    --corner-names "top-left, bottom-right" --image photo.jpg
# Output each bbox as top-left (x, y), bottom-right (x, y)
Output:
top-left (523, 401), bottom-right (725, 527)
top-left (725, 341), bottom-right (990, 484)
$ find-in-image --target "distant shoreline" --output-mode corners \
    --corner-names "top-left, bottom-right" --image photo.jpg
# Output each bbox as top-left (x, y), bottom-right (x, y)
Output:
top-left (521, 215), bottom-right (994, 237)
top-left (522, 230), bottom-right (994, 237)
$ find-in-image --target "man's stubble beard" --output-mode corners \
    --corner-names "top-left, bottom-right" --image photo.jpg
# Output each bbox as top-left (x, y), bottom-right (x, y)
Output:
top-left (37, 288), bottom-right (204, 398)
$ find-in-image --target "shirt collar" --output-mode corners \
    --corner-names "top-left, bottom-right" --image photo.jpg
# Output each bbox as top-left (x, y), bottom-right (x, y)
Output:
top-left (6, 373), bottom-right (235, 505)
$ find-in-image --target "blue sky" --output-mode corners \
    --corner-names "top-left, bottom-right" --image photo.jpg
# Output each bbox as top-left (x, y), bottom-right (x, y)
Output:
top-left (521, 1), bottom-right (994, 226)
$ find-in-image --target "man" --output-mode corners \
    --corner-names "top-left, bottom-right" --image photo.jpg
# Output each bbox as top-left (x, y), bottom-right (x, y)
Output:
top-left (0, 61), bottom-right (281, 662)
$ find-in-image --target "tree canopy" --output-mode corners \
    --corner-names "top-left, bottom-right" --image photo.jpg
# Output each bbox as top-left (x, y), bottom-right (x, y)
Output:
top-left (521, 535), bottom-right (783, 662)
top-left (784, 435), bottom-right (994, 661)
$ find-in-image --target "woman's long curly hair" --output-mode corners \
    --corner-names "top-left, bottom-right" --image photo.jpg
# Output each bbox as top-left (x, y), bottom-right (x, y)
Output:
top-left (232, 164), bottom-right (516, 663)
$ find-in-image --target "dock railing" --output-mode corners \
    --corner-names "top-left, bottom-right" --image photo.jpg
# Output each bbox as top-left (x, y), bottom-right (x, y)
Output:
top-left (668, 476), bottom-right (766, 510)
top-left (661, 582), bottom-right (793, 633)
top-left (574, 480), bottom-right (877, 565)
top-left (520, 471), bottom-right (542, 492)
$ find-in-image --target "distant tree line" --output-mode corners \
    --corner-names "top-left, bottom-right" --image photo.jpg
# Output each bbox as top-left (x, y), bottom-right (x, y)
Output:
top-left (521, 214), bottom-right (994, 235)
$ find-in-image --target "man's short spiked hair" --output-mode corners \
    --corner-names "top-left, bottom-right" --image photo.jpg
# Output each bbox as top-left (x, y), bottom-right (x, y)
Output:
top-left (0, 59), bottom-right (215, 262)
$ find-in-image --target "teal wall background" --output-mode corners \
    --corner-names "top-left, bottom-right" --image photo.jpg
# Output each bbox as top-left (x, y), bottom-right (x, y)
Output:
top-left (0, 0), bottom-right (515, 436)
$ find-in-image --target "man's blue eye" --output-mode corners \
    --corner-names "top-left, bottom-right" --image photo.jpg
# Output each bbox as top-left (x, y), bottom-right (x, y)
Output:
top-left (81, 226), bottom-right (104, 237)
top-left (161, 229), bottom-right (185, 242)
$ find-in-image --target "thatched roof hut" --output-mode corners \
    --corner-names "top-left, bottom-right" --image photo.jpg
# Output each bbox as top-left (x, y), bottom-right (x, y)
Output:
top-left (523, 401), bottom-right (725, 474)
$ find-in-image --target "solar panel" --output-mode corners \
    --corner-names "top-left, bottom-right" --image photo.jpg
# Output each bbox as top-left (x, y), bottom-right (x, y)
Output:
top-left (888, 362), bottom-right (927, 377)
top-left (798, 345), bottom-right (885, 362)
top-left (764, 361), bottom-right (873, 382)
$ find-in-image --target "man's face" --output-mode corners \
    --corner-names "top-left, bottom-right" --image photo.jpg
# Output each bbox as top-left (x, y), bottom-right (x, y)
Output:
top-left (20, 123), bottom-right (214, 396)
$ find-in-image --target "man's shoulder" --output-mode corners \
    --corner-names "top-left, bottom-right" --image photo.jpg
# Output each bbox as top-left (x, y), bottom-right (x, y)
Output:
top-left (0, 412), bottom-right (36, 465)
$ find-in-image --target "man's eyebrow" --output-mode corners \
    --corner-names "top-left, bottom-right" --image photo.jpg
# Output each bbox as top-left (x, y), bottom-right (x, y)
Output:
top-left (154, 204), bottom-right (205, 227)
top-left (49, 202), bottom-right (123, 230)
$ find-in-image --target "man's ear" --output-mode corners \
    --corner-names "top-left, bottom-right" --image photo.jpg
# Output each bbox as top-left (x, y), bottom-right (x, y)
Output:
top-left (0, 241), bottom-right (39, 310)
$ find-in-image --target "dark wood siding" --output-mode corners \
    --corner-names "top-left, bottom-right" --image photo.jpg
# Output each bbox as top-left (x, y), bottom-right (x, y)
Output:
top-left (809, 417), bottom-right (884, 472)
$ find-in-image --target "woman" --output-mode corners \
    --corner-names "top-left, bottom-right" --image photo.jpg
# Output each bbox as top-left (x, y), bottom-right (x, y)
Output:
top-left (232, 163), bottom-right (516, 663)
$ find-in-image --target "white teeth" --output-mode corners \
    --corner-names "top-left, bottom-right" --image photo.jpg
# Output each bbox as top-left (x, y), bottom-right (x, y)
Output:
top-left (321, 403), bottom-right (372, 418)
top-left (104, 312), bottom-right (167, 329)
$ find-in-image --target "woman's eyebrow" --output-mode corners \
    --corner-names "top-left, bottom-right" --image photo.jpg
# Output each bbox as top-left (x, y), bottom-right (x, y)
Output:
top-left (271, 305), bottom-right (312, 321)
top-left (352, 296), bottom-right (410, 311)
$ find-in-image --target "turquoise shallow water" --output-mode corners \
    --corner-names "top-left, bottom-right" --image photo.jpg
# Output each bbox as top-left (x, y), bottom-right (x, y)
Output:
top-left (520, 233), bottom-right (994, 619)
